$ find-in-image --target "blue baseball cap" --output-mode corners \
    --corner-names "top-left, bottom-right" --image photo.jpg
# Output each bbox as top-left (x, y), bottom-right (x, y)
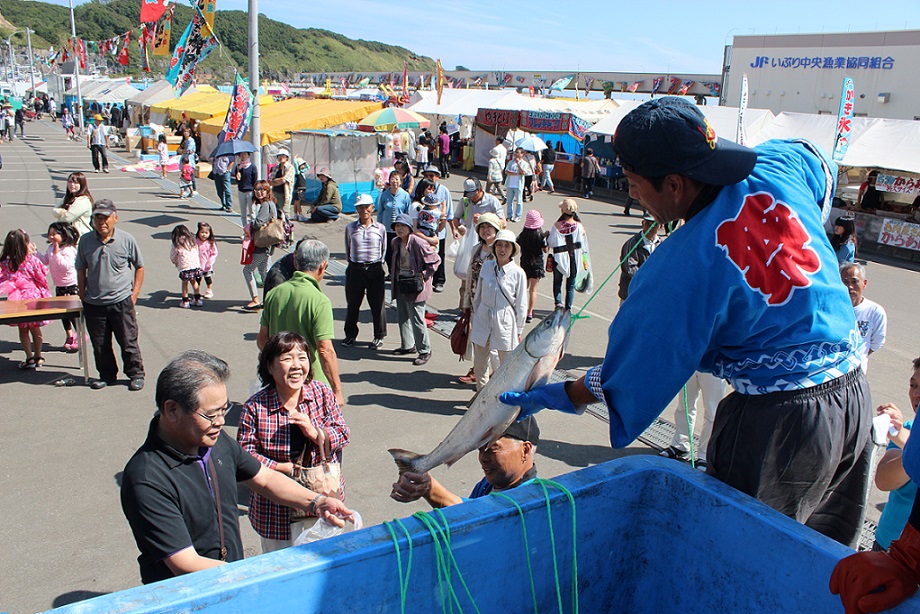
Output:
top-left (613, 97), bottom-right (757, 186)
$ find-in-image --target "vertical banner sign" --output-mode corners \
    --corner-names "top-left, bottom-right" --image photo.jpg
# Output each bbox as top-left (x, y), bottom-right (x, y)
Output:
top-left (436, 59), bottom-right (445, 105)
top-left (201, 0), bottom-right (217, 30)
top-left (402, 60), bottom-right (408, 103)
top-left (833, 76), bottom-right (855, 162)
top-left (153, 6), bottom-right (173, 56)
top-left (118, 32), bottom-right (131, 66)
top-left (737, 73), bottom-right (749, 145)
top-left (219, 74), bottom-right (253, 143)
top-left (140, 0), bottom-right (167, 22)
top-left (77, 38), bottom-right (87, 70)
top-left (652, 77), bottom-right (662, 95)
top-left (139, 25), bottom-right (151, 72)
top-left (165, 8), bottom-right (218, 96)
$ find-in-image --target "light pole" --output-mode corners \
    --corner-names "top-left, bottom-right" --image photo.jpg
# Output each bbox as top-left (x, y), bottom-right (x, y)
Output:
top-left (68, 0), bottom-right (84, 134)
top-left (248, 0), bottom-right (261, 177)
top-left (5, 30), bottom-right (23, 82)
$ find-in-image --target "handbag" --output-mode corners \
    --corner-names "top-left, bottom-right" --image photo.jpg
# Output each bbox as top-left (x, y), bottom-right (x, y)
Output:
top-left (545, 254), bottom-right (554, 273)
top-left (240, 237), bottom-right (254, 265)
top-left (397, 273), bottom-right (424, 295)
top-left (450, 309), bottom-right (471, 356)
top-left (252, 215), bottom-right (285, 248)
top-left (290, 439), bottom-right (341, 523)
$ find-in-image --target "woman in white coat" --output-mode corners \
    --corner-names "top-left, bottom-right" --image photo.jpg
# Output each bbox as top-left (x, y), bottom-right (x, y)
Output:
top-left (470, 229), bottom-right (528, 391)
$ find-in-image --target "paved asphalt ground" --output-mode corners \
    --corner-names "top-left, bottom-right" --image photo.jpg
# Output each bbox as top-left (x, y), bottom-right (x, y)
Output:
top-left (0, 119), bottom-right (918, 613)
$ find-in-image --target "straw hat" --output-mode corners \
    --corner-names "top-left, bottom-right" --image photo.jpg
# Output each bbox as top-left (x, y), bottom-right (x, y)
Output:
top-left (559, 198), bottom-right (578, 214)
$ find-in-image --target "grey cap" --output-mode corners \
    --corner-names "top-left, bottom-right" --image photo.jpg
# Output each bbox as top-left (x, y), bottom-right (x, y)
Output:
top-left (392, 212), bottom-right (414, 230)
top-left (92, 199), bottom-right (117, 216)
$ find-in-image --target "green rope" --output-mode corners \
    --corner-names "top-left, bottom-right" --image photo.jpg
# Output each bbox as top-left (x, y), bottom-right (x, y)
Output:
top-left (683, 384), bottom-right (696, 469)
top-left (384, 519), bottom-right (414, 614)
top-left (491, 492), bottom-right (540, 614)
top-left (569, 223), bottom-right (656, 331)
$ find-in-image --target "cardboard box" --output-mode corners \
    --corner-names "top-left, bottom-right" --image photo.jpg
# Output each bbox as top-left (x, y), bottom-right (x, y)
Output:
top-left (197, 162), bottom-right (212, 179)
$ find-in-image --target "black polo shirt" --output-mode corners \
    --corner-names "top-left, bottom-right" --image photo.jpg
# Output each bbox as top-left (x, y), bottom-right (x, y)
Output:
top-left (120, 416), bottom-right (261, 584)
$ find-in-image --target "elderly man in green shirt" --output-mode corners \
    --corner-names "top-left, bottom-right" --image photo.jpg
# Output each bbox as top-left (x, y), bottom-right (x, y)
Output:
top-left (256, 240), bottom-right (344, 407)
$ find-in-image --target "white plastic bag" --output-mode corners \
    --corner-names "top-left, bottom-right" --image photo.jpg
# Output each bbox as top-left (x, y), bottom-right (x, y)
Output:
top-left (452, 231), bottom-right (475, 279)
top-left (447, 239), bottom-right (460, 258)
top-left (294, 511), bottom-right (363, 545)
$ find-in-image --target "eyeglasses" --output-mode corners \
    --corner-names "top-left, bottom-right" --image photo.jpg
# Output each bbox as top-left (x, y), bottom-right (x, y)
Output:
top-left (194, 401), bottom-right (234, 424)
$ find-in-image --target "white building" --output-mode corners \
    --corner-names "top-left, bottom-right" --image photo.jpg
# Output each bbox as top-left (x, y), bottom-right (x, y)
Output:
top-left (723, 30), bottom-right (919, 120)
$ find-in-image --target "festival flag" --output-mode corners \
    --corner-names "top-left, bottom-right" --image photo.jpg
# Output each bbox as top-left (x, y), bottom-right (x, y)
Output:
top-left (153, 5), bottom-right (173, 56)
top-left (627, 80), bottom-right (643, 93)
top-left (703, 81), bottom-right (721, 97)
top-left (583, 76), bottom-right (595, 96)
top-left (667, 76), bottom-right (681, 94)
top-left (139, 24), bottom-right (151, 72)
top-left (737, 73), bottom-right (749, 145)
top-left (219, 74), bottom-right (254, 143)
top-left (118, 32), bottom-right (131, 66)
top-left (677, 80), bottom-right (695, 96)
top-left (652, 77), bottom-right (663, 95)
top-left (549, 74), bottom-right (574, 91)
top-left (77, 38), bottom-right (87, 70)
top-left (140, 0), bottom-right (168, 22)
top-left (402, 61), bottom-right (408, 102)
top-left (357, 76), bottom-right (370, 88)
top-left (199, 0), bottom-right (217, 31)
top-left (436, 59), bottom-right (445, 104)
top-left (833, 76), bottom-right (855, 162)
top-left (165, 9), bottom-right (219, 96)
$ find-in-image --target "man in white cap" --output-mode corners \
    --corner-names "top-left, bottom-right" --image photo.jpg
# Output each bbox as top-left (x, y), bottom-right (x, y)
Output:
top-left (307, 166), bottom-right (342, 223)
top-left (343, 194), bottom-right (388, 348)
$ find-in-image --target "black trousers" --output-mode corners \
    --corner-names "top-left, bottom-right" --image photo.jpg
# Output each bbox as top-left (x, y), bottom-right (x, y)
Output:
top-left (83, 296), bottom-right (145, 381)
top-left (438, 154), bottom-right (450, 177)
top-left (344, 262), bottom-right (387, 340)
top-left (707, 368), bottom-right (872, 547)
top-left (433, 237), bottom-right (446, 287)
top-left (91, 144), bottom-right (108, 171)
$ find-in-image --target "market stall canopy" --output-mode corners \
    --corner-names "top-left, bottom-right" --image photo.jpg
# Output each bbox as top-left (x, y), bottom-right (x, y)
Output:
top-left (407, 89), bottom-right (523, 119)
top-left (198, 98), bottom-right (383, 146)
top-left (587, 100), bottom-right (774, 144)
top-left (748, 112), bottom-right (920, 174)
top-left (83, 82), bottom-right (140, 105)
top-left (178, 93), bottom-right (275, 122)
top-left (125, 80), bottom-right (183, 109)
top-left (64, 79), bottom-right (115, 98)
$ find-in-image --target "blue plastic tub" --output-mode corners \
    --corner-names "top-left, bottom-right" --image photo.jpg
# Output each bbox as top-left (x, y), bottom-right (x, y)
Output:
top-left (48, 457), bottom-right (920, 613)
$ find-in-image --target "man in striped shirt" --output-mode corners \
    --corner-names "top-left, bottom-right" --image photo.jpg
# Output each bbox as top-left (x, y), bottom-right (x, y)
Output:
top-left (343, 194), bottom-right (388, 349)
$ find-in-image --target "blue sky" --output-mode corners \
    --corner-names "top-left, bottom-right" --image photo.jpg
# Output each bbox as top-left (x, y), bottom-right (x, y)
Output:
top-left (52, 0), bottom-right (920, 73)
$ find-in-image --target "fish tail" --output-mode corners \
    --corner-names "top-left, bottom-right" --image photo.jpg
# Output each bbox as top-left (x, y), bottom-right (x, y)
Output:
top-left (388, 448), bottom-right (424, 474)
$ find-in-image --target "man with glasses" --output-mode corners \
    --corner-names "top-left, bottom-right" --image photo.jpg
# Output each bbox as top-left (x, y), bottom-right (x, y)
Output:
top-left (121, 350), bottom-right (352, 584)
top-left (76, 199), bottom-right (146, 391)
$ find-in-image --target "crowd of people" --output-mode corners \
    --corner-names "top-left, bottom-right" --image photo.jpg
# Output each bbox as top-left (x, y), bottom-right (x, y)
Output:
top-left (4, 99), bottom-right (917, 611)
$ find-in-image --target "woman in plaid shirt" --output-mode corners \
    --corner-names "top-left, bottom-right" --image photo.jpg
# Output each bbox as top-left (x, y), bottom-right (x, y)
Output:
top-left (238, 331), bottom-right (350, 552)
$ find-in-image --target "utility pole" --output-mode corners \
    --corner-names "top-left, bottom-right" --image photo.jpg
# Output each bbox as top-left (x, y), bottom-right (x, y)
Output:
top-left (68, 0), bottom-right (84, 134)
top-left (248, 0), bottom-right (261, 178)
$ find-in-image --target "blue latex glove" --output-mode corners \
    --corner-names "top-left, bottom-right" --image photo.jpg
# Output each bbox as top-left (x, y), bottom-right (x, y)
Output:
top-left (501, 382), bottom-right (581, 420)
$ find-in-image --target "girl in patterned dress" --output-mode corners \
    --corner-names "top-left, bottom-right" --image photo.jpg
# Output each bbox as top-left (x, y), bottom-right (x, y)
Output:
top-left (0, 229), bottom-right (52, 369)
top-left (169, 225), bottom-right (202, 308)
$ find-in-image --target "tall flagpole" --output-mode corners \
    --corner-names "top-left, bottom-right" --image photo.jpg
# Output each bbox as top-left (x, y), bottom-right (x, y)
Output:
top-left (67, 0), bottom-right (84, 134)
top-left (25, 27), bottom-right (35, 97)
top-left (248, 0), bottom-right (261, 178)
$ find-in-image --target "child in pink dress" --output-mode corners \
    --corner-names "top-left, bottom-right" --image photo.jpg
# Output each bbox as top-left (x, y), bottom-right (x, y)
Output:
top-left (169, 224), bottom-right (202, 308)
top-left (195, 222), bottom-right (218, 299)
top-left (0, 229), bottom-right (53, 368)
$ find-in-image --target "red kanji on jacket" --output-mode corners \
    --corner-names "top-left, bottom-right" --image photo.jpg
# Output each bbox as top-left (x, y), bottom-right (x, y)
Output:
top-left (716, 192), bottom-right (821, 306)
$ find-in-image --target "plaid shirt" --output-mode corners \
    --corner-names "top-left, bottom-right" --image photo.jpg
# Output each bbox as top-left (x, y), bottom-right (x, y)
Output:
top-left (237, 381), bottom-right (349, 540)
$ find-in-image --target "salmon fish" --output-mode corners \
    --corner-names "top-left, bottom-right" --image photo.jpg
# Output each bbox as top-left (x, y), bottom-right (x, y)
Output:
top-left (389, 307), bottom-right (571, 475)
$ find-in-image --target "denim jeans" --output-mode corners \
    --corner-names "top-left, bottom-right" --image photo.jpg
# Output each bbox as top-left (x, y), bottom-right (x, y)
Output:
top-left (541, 164), bottom-right (555, 191)
top-left (507, 186), bottom-right (523, 220)
top-left (552, 268), bottom-right (576, 310)
top-left (214, 172), bottom-right (233, 209)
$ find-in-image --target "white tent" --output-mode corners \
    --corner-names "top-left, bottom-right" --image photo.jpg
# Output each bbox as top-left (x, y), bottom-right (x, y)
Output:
top-left (64, 79), bottom-right (114, 98)
top-left (408, 89), bottom-right (522, 119)
top-left (588, 100), bottom-right (775, 144)
top-left (83, 82), bottom-right (140, 106)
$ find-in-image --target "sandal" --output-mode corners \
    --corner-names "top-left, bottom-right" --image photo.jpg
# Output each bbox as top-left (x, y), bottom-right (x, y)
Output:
top-left (659, 445), bottom-right (691, 462)
top-left (33, 356), bottom-right (45, 368)
top-left (18, 357), bottom-right (36, 370)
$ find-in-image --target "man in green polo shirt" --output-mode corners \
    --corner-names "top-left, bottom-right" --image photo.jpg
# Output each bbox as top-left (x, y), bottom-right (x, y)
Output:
top-left (256, 240), bottom-right (344, 407)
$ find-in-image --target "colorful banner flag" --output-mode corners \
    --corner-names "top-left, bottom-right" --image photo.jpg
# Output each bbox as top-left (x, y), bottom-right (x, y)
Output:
top-left (139, 24), bottom-right (151, 72)
top-left (738, 73), bottom-right (749, 145)
top-left (153, 6), bottom-right (173, 56)
top-left (402, 61), bottom-right (408, 102)
top-left (199, 0), bottom-right (217, 31)
top-left (165, 9), bottom-right (218, 96)
top-left (550, 74), bottom-right (574, 91)
top-left (356, 77), bottom-right (370, 88)
top-left (703, 81), bottom-right (721, 97)
top-left (667, 76), bottom-right (682, 94)
top-left (118, 32), bottom-right (131, 66)
top-left (583, 76), bottom-right (595, 96)
top-left (627, 80), bottom-right (642, 93)
top-left (77, 38), bottom-right (87, 70)
top-left (677, 80), bottom-right (695, 96)
top-left (833, 76), bottom-right (855, 162)
top-left (436, 59), bottom-right (445, 105)
top-left (140, 0), bottom-right (168, 22)
top-left (219, 74), bottom-right (254, 143)
top-left (652, 77), bottom-right (663, 95)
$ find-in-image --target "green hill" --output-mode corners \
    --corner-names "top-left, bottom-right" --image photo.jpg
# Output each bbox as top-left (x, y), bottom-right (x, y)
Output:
top-left (0, 0), bottom-right (435, 79)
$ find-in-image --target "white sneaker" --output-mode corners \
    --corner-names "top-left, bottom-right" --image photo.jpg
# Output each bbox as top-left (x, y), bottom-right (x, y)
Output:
top-left (192, 191), bottom-right (199, 196)
top-left (204, 288), bottom-right (213, 298)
